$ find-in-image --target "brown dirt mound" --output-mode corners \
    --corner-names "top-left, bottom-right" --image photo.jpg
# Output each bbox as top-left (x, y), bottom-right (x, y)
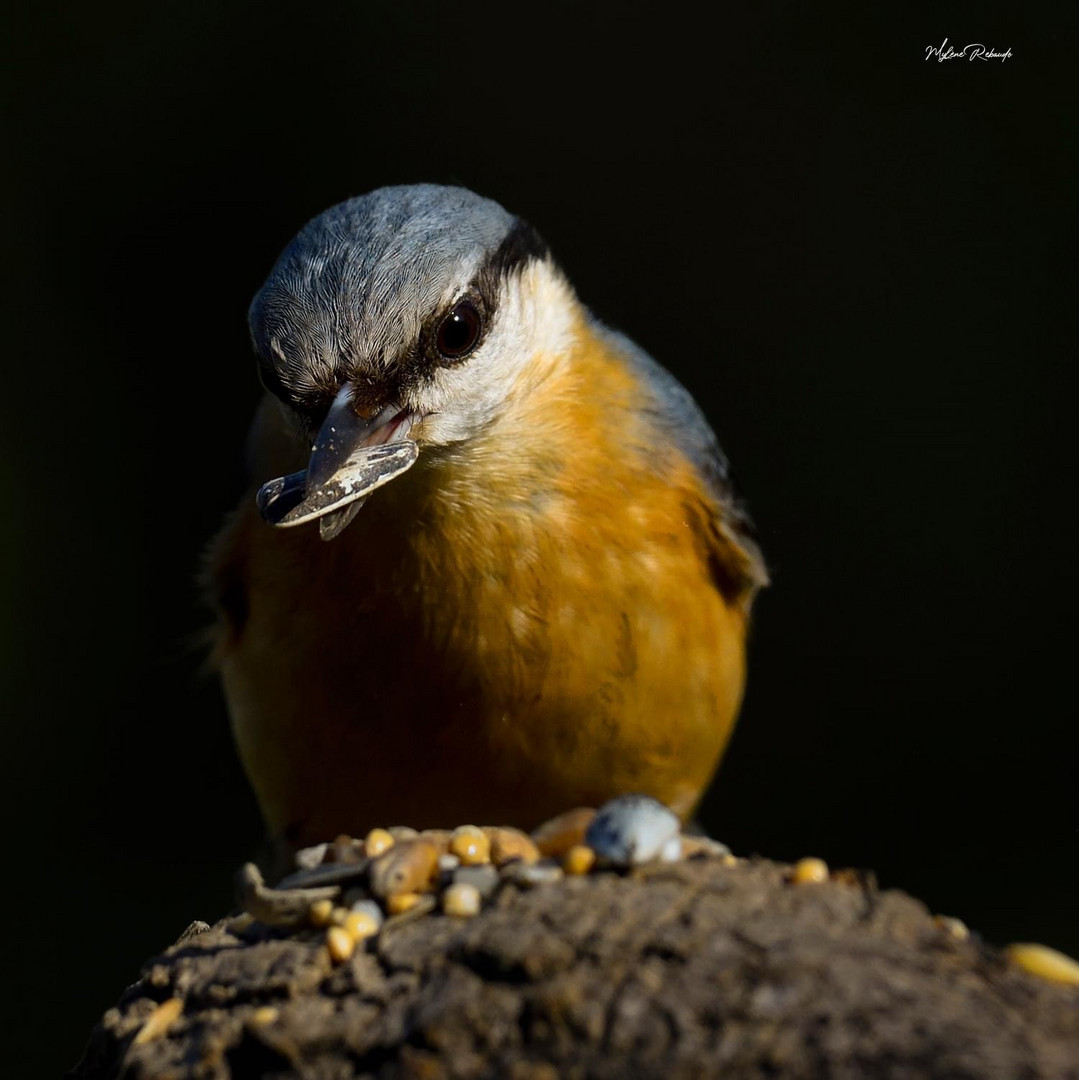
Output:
top-left (71, 856), bottom-right (1079, 1079)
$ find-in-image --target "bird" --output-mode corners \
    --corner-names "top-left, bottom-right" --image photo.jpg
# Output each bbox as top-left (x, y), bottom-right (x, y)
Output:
top-left (208, 184), bottom-right (767, 858)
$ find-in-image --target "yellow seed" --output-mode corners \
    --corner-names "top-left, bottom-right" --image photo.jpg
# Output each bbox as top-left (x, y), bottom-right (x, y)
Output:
top-left (486, 827), bottom-right (541, 867)
top-left (721, 854), bottom-right (738, 868)
top-left (442, 882), bottom-right (482, 917)
top-left (133, 997), bottom-right (183, 1045)
top-left (364, 828), bottom-right (395, 857)
top-left (386, 891), bottom-right (422, 915)
top-left (326, 926), bottom-right (355, 963)
top-left (342, 910), bottom-right (380, 942)
top-left (1006, 943), bottom-right (1079, 986)
top-left (251, 1006), bottom-right (279, 1025)
top-left (790, 857), bottom-right (829, 884)
top-left (563, 844), bottom-right (596, 875)
top-left (531, 807), bottom-right (597, 858)
top-left (308, 898), bottom-right (335, 927)
top-left (934, 915), bottom-right (970, 941)
top-left (450, 825), bottom-right (491, 866)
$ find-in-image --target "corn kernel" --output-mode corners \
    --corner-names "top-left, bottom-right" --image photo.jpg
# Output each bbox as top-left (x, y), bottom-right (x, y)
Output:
top-left (364, 828), bottom-right (395, 857)
top-left (326, 926), bottom-right (355, 963)
top-left (308, 898), bottom-right (335, 927)
top-left (563, 844), bottom-right (596, 875)
top-left (450, 825), bottom-right (491, 866)
top-left (343, 910), bottom-right (380, 942)
top-left (1006, 943), bottom-right (1079, 985)
top-left (790, 857), bottom-right (829, 884)
top-left (386, 891), bottom-right (422, 915)
top-left (442, 882), bottom-right (482, 917)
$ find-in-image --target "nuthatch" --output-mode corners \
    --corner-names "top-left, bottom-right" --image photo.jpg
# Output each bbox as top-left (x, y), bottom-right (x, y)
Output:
top-left (209, 184), bottom-right (767, 854)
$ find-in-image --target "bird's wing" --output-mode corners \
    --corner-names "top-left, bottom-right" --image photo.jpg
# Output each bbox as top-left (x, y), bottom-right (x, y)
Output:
top-left (602, 327), bottom-right (769, 607)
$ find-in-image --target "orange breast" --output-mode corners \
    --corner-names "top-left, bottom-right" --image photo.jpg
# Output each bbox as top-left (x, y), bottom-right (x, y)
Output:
top-left (212, 324), bottom-right (751, 848)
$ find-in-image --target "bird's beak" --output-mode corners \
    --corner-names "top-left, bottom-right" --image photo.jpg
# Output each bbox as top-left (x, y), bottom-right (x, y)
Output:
top-left (256, 384), bottom-right (419, 541)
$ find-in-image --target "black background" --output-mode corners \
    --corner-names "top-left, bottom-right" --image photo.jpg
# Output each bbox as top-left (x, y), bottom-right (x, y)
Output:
top-left (4, 3), bottom-right (1076, 1075)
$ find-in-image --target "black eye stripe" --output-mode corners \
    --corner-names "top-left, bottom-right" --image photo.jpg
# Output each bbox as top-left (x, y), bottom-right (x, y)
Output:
top-left (416, 219), bottom-right (549, 374)
top-left (436, 300), bottom-right (483, 361)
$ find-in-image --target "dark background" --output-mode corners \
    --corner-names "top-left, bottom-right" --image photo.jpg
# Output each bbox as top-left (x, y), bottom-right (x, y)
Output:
top-left (4, 2), bottom-right (1076, 1075)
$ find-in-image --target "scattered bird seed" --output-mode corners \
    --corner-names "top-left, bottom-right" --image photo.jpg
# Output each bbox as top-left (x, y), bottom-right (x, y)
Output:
top-left (585, 794), bottom-right (681, 867)
top-left (386, 891), bottom-right (424, 915)
top-left (325, 926), bottom-right (355, 963)
top-left (659, 835), bottom-right (683, 862)
top-left (450, 825), bottom-right (491, 866)
top-left (531, 807), bottom-right (597, 857)
top-left (227, 804), bottom-right (1013, 983)
top-left (442, 882), bottom-right (482, 917)
top-left (348, 898), bottom-right (384, 926)
top-left (363, 828), bottom-right (395, 857)
top-left (133, 997), bottom-right (184, 1045)
top-left (382, 893), bottom-right (438, 930)
top-left (308, 899), bottom-right (334, 927)
top-left (369, 839), bottom-right (440, 899)
top-left (342, 909), bottom-right (380, 941)
top-left (790, 857), bottom-right (830, 885)
top-left (232, 797), bottom-right (741, 945)
top-left (486, 826), bottom-right (541, 866)
top-left (563, 844), bottom-right (596, 875)
top-left (1006, 943), bottom-right (1079, 985)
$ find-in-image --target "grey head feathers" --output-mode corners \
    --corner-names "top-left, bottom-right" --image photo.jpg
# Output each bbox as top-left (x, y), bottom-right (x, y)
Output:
top-left (249, 184), bottom-right (546, 418)
top-left (247, 183), bottom-right (765, 589)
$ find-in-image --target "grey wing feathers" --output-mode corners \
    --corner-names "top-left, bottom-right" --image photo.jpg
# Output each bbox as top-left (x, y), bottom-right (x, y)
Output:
top-left (601, 326), bottom-right (769, 593)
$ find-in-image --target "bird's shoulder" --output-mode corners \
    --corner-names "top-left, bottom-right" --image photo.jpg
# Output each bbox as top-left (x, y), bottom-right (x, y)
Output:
top-left (597, 324), bottom-right (769, 606)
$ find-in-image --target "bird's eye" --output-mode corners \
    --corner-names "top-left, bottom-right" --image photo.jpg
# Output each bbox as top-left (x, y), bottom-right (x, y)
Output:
top-left (435, 300), bottom-right (483, 361)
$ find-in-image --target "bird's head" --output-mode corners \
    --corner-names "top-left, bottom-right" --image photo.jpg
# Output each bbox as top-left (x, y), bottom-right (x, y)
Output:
top-left (249, 184), bottom-right (574, 539)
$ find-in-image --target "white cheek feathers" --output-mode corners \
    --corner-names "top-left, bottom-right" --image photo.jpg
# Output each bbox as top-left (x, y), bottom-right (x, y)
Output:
top-left (409, 259), bottom-right (579, 447)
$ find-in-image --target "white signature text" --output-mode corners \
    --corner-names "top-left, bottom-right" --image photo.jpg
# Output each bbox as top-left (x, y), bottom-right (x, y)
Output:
top-left (925, 38), bottom-right (1012, 62)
